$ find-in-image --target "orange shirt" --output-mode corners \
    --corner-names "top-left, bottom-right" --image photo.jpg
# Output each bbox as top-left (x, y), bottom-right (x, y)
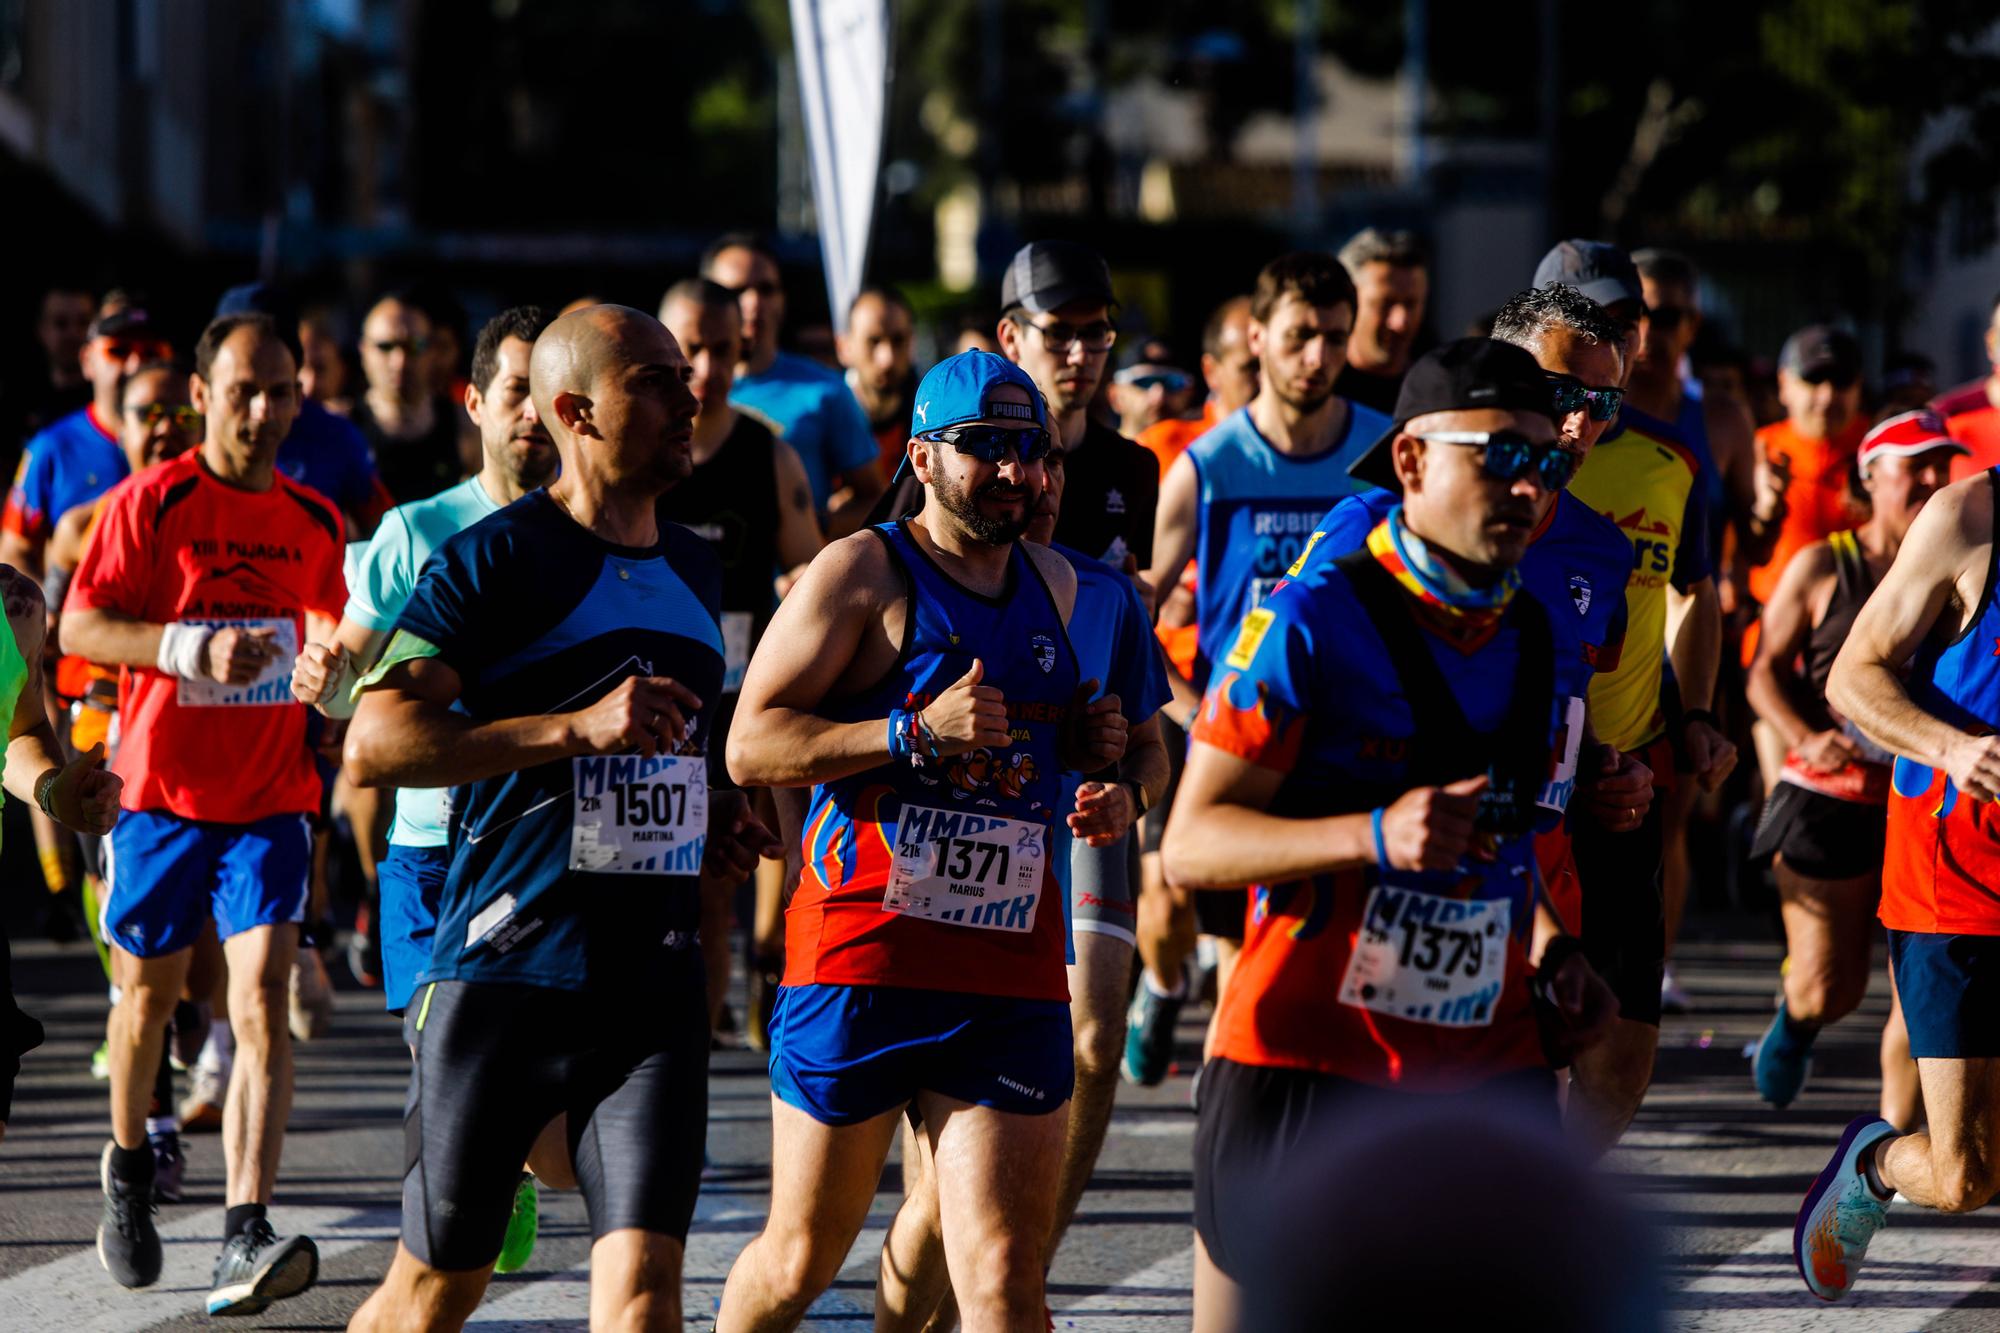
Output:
top-left (1137, 400), bottom-right (1221, 477)
top-left (1935, 379), bottom-right (2000, 482)
top-left (1747, 418), bottom-right (1866, 607)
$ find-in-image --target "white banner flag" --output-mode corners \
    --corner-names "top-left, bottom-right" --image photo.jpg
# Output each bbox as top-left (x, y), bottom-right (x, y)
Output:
top-left (789, 0), bottom-right (891, 323)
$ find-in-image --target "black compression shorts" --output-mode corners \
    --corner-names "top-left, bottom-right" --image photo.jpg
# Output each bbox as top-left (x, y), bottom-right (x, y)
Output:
top-left (1749, 784), bottom-right (1886, 882)
top-left (399, 963), bottom-right (709, 1270)
top-left (1569, 788), bottom-right (1665, 1027)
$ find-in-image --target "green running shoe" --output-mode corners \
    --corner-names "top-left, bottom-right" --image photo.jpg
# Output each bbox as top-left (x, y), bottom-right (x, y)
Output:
top-left (494, 1172), bottom-right (538, 1274)
top-left (90, 1038), bottom-right (110, 1081)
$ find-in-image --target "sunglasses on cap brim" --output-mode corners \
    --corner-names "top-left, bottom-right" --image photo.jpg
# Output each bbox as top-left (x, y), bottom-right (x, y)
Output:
top-left (916, 423), bottom-right (1054, 464)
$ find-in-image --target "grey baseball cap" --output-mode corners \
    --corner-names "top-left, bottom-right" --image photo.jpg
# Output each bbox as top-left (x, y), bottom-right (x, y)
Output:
top-left (1533, 240), bottom-right (1643, 309)
top-left (1000, 240), bottom-right (1116, 316)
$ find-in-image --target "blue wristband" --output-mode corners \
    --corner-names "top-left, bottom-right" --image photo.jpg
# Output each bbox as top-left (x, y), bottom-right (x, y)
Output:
top-left (1370, 806), bottom-right (1389, 870)
top-left (888, 710), bottom-right (911, 762)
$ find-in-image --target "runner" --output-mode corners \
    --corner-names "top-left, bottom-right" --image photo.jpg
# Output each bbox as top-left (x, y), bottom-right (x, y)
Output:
top-left (349, 292), bottom-right (469, 505)
top-left (62, 312), bottom-right (346, 1312)
top-left (1333, 227), bottom-right (1430, 415)
top-left (1745, 410), bottom-right (1957, 1118)
top-left (1624, 249), bottom-right (1766, 1016)
top-left (1132, 251), bottom-right (1391, 1086)
top-left (343, 304), bottom-right (774, 1329)
top-left (1746, 326), bottom-right (1868, 789)
top-left (1537, 239), bottom-right (1737, 1151)
top-left (1160, 339), bottom-right (1618, 1327)
top-left (657, 277), bottom-right (825, 1039)
top-left (1310, 283), bottom-right (1651, 983)
top-left (875, 436), bottom-right (1171, 1331)
top-left (839, 284), bottom-right (921, 476)
top-left (1794, 452), bottom-right (2000, 1301)
top-left (0, 281), bottom-right (93, 462)
top-left (717, 349), bottom-right (1128, 1329)
top-left (0, 563), bottom-right (124, 1145)
top-left (700, 233), bottom-right (886, 536)
top-left (996, 239), bottom-right (1159, 571)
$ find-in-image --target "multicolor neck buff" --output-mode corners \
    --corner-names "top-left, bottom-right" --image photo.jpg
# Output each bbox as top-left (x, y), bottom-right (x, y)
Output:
top-left (1364, 507), bottom-right (1520, 652)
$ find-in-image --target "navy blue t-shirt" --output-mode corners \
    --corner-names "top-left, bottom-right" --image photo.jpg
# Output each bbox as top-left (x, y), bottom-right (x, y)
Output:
top-left (381, 490), bottom-right (726, 993)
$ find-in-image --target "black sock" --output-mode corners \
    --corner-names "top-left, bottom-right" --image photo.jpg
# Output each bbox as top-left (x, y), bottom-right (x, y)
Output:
top-left (224, 1203), bottom-right (267, 1240)
top-left (109, 1142), bottom-right (154, 1182)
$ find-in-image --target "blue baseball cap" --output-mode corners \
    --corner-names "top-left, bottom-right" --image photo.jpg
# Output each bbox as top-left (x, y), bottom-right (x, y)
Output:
top-left (910, 349), bottom-right (1047, 437)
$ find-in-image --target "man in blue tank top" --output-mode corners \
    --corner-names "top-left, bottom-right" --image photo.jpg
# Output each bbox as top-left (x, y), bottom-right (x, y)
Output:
top-left (878, 436), bottom-right (1173, 1329)
top-left (719, 350), bottom-right (1130, 1330)
top-left (341, 306), bottom-right (776, 1330)
top-left (1133, 251), bottom-right (1392, 1078)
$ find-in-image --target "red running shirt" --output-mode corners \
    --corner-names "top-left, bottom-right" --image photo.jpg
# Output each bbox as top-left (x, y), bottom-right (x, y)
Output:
top-left (67, 454), bottom-right (346, 823)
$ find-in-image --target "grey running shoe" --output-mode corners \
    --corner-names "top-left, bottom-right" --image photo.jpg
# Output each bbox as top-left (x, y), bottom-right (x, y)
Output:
top-left (206, 1218), bottom-right (319, 1317)
top-left (96, 1141), bottom-right (162, 1288)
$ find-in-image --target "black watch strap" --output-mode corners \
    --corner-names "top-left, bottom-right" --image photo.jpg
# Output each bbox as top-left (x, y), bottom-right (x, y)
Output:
top-left (1123, 778), bottom-right (1151, 818)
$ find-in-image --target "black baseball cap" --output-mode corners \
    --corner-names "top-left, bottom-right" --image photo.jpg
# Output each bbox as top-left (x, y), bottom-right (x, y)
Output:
top-left (1346, 337), bottom-right (1559, 491)
top-left (1533, 240), bottom-right (1642, 309)
top-left (88, 304), bottom-right (161, 341)
top-left (1000, 240), bottom-right (1116, 316)
top-left (1778, 324), bottom-right (1862, 382)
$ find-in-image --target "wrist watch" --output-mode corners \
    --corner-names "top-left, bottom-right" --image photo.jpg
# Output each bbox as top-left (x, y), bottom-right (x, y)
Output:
top-left (1121, 778), bottom-right (1151, 818)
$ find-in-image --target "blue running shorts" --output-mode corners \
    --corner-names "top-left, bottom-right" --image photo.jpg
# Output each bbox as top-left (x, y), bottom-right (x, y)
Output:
top-left (1888, 930), bottom-right (2000, 1059)
top-left (768, 982), bottom-right (1073, 1125)
top-left (378, 841), bottom-right (449, 1013)
top-left (101, 809), bottom-right (313, 958)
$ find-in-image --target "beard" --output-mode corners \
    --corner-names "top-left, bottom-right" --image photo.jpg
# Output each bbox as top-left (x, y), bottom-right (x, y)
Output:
top-left (933, 466), bottom-right (1033, 546)
top-left (1271, 375), bottom-right (1335, 415)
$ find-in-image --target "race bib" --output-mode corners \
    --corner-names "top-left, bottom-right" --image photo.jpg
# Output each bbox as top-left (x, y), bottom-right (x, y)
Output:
top-left (883, 803), bottom-right (1045, 932)
top-left (1536, 695), bottom-right (1587, 814)
top-left (720, 611), bottom-right (753, 694)
top-left (1337, 885), bottom-right (1510, 1028)
top-left (569, 754), bottom-right (708, 875)
top-left (177, 618), bottom-right (299, 707)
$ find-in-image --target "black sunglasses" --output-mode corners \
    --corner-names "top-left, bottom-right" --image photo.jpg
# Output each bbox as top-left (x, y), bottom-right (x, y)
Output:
top-left (918, 423), bottom-right (1054, 464)
top-left (1799, 366), bottom-right (1860, 390)
top-left (1415, 430), bottom-right (1578, 491)
top-left (1545, 373), bottom-right (1625, 422)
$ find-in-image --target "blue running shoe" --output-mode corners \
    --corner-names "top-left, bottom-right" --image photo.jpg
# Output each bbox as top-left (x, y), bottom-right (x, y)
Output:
top-left (1121, 978), bottom-right (1184, 1087)
top-left (1752, 1006), bottom-right (1812, 1108)
top-left (1795, 1116), bottom-right (1896, 1301)
top-left (207, 1219), bottom-right (318, 1317)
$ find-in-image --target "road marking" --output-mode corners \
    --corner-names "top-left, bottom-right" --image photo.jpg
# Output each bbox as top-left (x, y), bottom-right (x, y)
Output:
top-left (0, 1203), bottom-right (398, 1332)
top-left (1055, 1244), bottom-right (1194, 1327)
top-left (1670, 1209), bottom-right (2000, 1330)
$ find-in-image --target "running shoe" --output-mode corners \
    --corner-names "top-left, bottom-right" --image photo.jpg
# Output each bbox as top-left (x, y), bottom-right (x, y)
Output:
top-left (1752, 1006), bottom-right (1813, 1109)
top-left (149, 1129), bottom-right (186, 1203)
top-left (347, 896), bottom-right (382, 989)
top-left (90, 1037), bottom-right (110, 1081)
top-left (1796, 1116), bottom-right (1896, 1301)
top-left (288, 950), bottom-right (335, 1042)
top-left (1121, 975), bottom-right (1185, 1087)
top-left (181, 1063), bottom-right (226, 1132)
top-left (96, 1141), bottom-right (162, 1288)
top-left (1660, 965), bottom-right (1695, 1015)
top-left (493, 1172), bottom-right (539, 1274)
top-left (207, 1219), bottom-right (319, 1317)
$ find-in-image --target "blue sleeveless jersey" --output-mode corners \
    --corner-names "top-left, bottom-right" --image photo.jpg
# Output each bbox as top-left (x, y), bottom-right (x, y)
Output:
top-left (785, 520), bottom-right (1081, 1000)
top-left (1188, 401), bottom-right (1392, 691)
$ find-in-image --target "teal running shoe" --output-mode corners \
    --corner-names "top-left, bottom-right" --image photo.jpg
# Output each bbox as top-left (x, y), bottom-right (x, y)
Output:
top-left (1121, 978), bottom-right (1184, 1087)
top-left (1751, 1006), bottom-right (1812, 1108)
top-left (494, 1172), bottom-right (538, 1275)
top-left (1795, 1116), bottom-right (1896, 1301)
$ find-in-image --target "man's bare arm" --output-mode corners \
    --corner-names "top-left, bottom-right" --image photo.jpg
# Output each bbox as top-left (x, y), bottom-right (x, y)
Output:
top-left (727, 535), bottom-right (908, 789)
top-left (1669, 576), bottom-right (1723, 711)
top-left (1, 568), bottom-right (120, 831)
top-left (59, 606), bottom-right (165, 667)
top-left (772, 439), bottom-right (828, 591)
top-left (1142, 454), bottom-right (1199, 621)
top-left (1829, 476), bottom-right (1998, 794)
top-left (823, 458), bottom-right (886, 540)
top-left (1745, 543), bottom-right (1833, 747)
top-left (1161, 742), bottom-right (1374, 888)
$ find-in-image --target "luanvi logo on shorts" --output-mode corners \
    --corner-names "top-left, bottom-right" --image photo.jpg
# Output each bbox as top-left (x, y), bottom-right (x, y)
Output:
top-left (996, 1073), bottom-right (1046, 1101)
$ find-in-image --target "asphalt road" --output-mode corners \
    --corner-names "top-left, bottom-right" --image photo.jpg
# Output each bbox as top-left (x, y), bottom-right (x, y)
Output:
top-left (2, 917), bottom-right (1995, 1331)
